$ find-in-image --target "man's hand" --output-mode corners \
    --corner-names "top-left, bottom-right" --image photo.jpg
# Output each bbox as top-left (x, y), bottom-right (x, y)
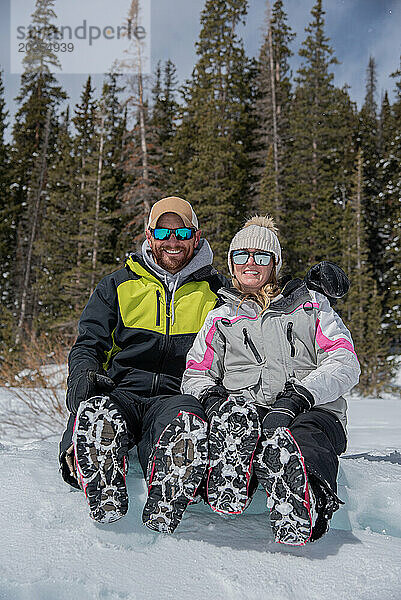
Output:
top-left (261, 381), bottom-right (314, 435)
top-left (66, 370), bottom-right (115, 413)
top-left (199, 384), bottom-right (229, 420)
top-left (304, 261), bottom-right (350, 305)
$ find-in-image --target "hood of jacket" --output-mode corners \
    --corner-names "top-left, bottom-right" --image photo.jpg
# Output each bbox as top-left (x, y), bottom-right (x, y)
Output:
top-left (141, 238), bottom-right (214, 291)
top-left (217, 281), bottom-right (316, 317)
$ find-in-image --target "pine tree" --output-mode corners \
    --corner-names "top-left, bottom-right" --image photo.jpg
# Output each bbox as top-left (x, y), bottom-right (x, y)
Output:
top-left (258, 145), bottom-right (277, 218)
top-left (51, 74), bottom-right (127, 324)
top-left (95, 73), bottom-right (127, 267)
top-left (253, 0), bottom-right (295, 224)
top-left (341, 150), bottom-right (392, 394)
top-left (33, 108), bottom-right (77, 338)
top-left (36, 70), bottom-right (126, 338)
top-left (117, 1), bottom-right (161, 252)
top-left (0, 69), bottom-right (14, 352)
top-left (16, 109), bottom-right (52, 343)
top-left (119, 92), bottom-right (161, 252)
top-left (358, 57), bottom-right (382, 288)
top-left (379, 91), bottom-right (393, 154)
top-left (379, 59), bottom-right (401, 352)
top-left (11, 0), bottom-right (66, 340)
top-left (362, 281), bottom-right (392, 393)
top-left (63, 77), bottom-right (99, 312)
top-left (172, 0), bottom-right (255, 272)
top-left (151, 61), bottom-right (178, 148)
top-left (281, 0), bottom-right (356, 278)
top-left (0, 69), bottom-right (11, 291)
top-left (21, 0), bottom-right (62, 74)
top-left (150, 60), bottom-right (179, 192)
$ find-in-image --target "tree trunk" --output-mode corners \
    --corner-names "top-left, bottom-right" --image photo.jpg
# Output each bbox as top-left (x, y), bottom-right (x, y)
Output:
top-left (356, 151), bottom-right (363, 318)
top-left (138, 72), bottom-right (150, 228)
top-left (16, 109), bottom-right (51, 344)
top-left (267, 2), bottom-right (280, 215)
top-left (76, 154), bottom-right (86, 309)
top-left (90, 114), bottom-right (105, 295)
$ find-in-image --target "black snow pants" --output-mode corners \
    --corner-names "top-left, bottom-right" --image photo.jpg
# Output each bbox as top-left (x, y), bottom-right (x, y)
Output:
top-left (59, 387), bottom-right (206, 489)
top-left (257, 406), bottom-right (347, 494)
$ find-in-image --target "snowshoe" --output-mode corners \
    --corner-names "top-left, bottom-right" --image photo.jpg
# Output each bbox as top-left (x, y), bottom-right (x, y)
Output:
top-left (72, 395), bottom-right (129, 523)
top-left (142, 411), bottom-right (208, 533)
top-left (254, 427), bottom-right (313, 545)
top-left (207, 396), bottom-right (261, 514)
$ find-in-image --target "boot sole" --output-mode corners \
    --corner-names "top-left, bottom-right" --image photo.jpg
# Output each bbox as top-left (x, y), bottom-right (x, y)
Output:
top-left (254, 427), bottom-right (312, 545)
top-left (207, 396), bottom-right (260, 515)
top-left (73, 396), bottom-right (129, 523)
top-left (142, 411), bottom-right (208, 533)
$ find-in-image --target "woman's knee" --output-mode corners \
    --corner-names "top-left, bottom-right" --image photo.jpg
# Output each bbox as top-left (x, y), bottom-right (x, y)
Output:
top-left (292, 408), bottom-right (347, 455)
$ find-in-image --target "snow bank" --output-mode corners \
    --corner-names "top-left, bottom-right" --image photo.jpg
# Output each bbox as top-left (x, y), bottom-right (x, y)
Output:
top-left (0, 394), bottom-right (400, 600)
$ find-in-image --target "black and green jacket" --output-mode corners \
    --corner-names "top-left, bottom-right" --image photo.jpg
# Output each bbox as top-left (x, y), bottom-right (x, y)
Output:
top-left (66, 251), bottom-right (227, 409)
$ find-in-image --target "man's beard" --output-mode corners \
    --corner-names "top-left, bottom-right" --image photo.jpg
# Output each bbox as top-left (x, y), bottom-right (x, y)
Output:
top-left (152, 244), bottom-right (194, 274)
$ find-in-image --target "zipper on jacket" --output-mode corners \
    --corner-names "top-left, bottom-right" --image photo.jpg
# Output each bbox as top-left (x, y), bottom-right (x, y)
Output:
top-left (153, 291), bottom-right (172, 395)
top-left (286, 322), bottom-right (295, 357)
top-left (242, 328), bottom-right (263, 363)
top-left (156, 289), bottom-right (161, 327)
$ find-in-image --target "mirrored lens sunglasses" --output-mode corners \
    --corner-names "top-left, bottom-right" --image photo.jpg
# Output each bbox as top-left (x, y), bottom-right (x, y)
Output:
top-left (232, 250), bottom-right (274, 266)
top-left (150, 227), bottom-right (196, 241)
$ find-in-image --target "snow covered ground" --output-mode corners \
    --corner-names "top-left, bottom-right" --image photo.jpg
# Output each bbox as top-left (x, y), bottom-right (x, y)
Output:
top-left (0, 387), bottom-right (401, 600)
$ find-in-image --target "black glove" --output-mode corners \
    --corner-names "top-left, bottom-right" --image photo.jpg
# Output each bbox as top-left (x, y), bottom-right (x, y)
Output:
top-left (199, 384), bottom-right (229, 420)
top-left (309, 474), bottom-right (344, 542)
top-left (261, 381), bottom-right (314, 435)
top-left (66, 369), bottom-right (116, 413)
top-left (304, 261), bottom-right (350, 305)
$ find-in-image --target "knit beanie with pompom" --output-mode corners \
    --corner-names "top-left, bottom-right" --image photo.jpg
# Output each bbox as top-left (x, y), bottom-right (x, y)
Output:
top-left (228, 215), bottom-right (282, 275)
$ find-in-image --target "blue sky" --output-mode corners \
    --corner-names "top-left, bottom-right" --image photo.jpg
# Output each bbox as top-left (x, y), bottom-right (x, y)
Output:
top-left (1, 0), bottom-right (400, 134)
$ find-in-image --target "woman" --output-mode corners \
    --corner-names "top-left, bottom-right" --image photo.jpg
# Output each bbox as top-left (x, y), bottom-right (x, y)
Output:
top-left (181, 216), bottom-right (360, 545)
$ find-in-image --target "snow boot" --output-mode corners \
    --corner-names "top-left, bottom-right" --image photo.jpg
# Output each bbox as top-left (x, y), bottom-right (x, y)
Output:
top-left (207, 396), bottom-right (261, 514)
top-left (253, 427), bottom-right (313, 545)
top-left (142, 411), bottom-right (208, 533)
top-left (72, 395), bottom-right (129, 523)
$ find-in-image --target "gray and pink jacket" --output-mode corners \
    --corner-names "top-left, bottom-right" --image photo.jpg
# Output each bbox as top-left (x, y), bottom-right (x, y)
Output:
top-left (181, 283), bottom-right (361, 431)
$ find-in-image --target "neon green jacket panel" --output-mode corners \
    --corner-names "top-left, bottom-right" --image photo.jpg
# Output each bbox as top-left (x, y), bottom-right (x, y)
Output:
top-left (67, 253), bottom-right (227, 399)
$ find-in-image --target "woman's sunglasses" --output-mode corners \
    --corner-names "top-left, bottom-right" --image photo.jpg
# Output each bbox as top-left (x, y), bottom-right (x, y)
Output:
top-left (150, 227), bottom-right (196, 241)
top-left (232, 250), bottom-right (274, 266)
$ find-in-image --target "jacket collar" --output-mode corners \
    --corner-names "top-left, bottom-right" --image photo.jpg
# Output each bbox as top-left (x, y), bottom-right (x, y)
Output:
top-left (125, 249), bottom-right (217, 288)
top-left (217, 280), bottom-right (312, 315)
top-left (270, 281), bottom-right (312, 313)
top-left (140, 238), bottom-right (214, 285)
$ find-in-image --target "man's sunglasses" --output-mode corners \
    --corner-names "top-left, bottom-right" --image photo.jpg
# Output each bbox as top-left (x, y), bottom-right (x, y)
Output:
top-left (232, 250), bottom-right (274, 266)
top-left (150, 227), bottom-right (196, 241)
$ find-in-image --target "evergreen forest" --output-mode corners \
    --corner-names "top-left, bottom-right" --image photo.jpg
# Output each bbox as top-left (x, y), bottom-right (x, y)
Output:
top-left (0, 0), bottom-right (400, 395)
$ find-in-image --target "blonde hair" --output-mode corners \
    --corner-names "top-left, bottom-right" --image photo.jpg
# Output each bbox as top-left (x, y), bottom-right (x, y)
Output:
top-left (234, 269), bottom-right (281, 313)
top-left (232, 214), bottom-right (282, 312)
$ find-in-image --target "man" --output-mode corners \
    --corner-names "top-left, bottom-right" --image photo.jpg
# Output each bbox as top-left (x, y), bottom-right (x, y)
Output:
top-left (59, 196), bottom-right (228, 533)
top-left (59, 195), bottom-right (349, 534)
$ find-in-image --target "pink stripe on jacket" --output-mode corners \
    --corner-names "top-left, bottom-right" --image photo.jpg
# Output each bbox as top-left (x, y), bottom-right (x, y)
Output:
top-left (315, 318), bottom-right (357, 357)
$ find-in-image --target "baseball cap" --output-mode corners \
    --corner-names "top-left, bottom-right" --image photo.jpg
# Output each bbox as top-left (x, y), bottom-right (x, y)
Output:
top-left (147, 197), bottom-right (199, 229)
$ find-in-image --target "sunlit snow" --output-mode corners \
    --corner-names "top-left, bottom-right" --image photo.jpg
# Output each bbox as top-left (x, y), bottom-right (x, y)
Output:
top-left (0, 381), bottom-right (400, 600)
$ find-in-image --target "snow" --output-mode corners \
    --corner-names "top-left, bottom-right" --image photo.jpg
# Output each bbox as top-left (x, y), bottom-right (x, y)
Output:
top-left (1, 389), bottom-right (401, 599)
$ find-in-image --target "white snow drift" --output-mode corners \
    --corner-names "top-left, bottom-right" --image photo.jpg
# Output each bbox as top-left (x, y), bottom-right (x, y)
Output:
top-left (0, 392), bottom-right (400, 600)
